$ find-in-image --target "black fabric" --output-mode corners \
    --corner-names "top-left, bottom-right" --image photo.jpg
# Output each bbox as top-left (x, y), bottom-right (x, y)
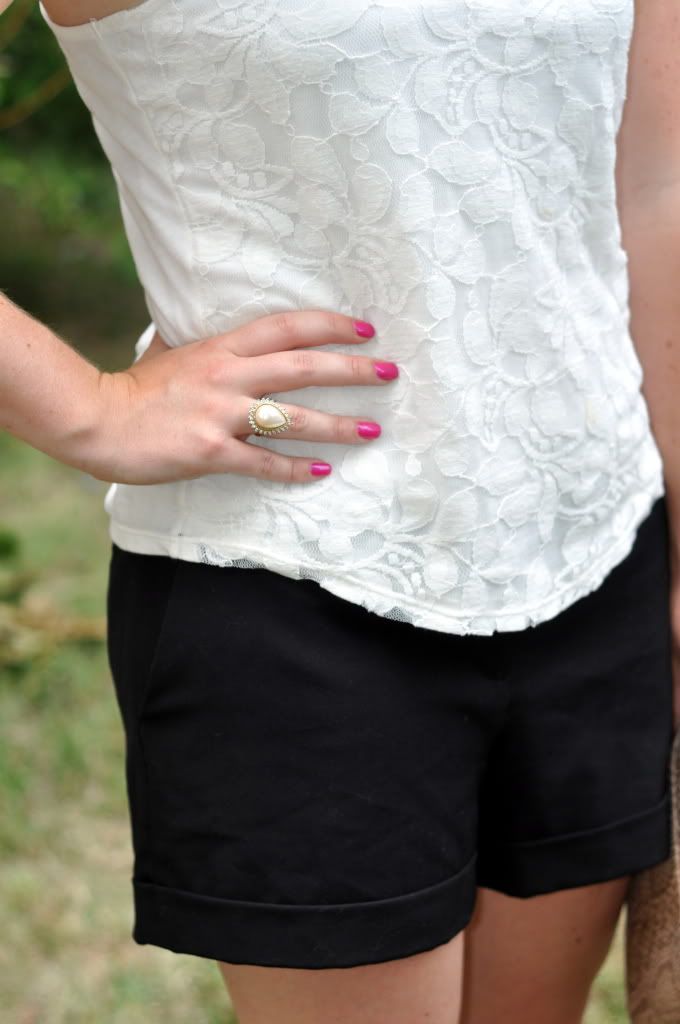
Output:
top-left (106, 495), bottom-right (674, 969)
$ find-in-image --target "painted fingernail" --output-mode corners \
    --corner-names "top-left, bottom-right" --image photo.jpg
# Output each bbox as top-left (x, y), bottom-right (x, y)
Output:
top-left (353, 320), bottom-right (375, 338)
top-left (310, 461), bottom-right (332, 476)
top-left (375, 361), bottom-right (399, 380)
top-left (357, 421), bottom-right (381, 439)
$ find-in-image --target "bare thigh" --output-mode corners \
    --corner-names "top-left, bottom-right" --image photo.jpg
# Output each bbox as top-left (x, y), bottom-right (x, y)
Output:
top-left (217, 875), bottom-right (629, 1024)
top-left (459, 877), bottom-right (632, 1024)
top-left (218, 931), bottom-right (464, 1024)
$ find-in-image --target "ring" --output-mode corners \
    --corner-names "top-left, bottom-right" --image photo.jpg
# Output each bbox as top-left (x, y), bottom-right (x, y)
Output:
top-left (248, 395), bottom-right (293, 436)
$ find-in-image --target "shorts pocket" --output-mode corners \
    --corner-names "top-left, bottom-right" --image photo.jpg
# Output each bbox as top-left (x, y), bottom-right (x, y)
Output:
top-left (106, 544), bottom-right (184, 730)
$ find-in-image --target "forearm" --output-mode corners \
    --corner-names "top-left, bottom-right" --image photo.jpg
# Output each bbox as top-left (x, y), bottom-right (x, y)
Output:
top-left (620, 186), bottom-right (680, 563)
top-left (0, 292), bottom-right (107, 471)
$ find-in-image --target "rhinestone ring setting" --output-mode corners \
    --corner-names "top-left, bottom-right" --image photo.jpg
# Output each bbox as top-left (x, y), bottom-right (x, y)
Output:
top-left (248, 396), bottom-right (293, 436)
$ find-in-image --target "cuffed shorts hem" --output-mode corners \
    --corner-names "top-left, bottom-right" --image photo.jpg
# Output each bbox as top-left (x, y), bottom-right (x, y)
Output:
top-left (132, 853), bottom-right (478, 970)
top-left (477, 789), bottom-right (671, 899)
top-left (131, 791), bottom-right (671, 969)
top-left (108, 494), bottom-right (675, 970)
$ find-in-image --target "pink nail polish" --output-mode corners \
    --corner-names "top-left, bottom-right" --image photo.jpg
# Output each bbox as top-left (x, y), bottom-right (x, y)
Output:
top-left (357, 421), bottom-right (381, 439)
top-left (310, 461), bottom-right (332, 476)
top-left (353, 320), bottom-right (375, 338)
top-left (375, 361), bottom-right (399, 380)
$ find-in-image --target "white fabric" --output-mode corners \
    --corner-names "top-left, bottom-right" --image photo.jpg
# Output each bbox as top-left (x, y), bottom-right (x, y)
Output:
top-left (43, 0), bottom-right (665, 635)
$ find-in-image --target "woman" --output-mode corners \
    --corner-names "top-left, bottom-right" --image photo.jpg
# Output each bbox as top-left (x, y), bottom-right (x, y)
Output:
top-left (4, 0), bottom-right (679, 1020)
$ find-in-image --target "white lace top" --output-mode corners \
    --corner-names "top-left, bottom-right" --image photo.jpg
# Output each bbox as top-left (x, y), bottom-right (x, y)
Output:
top-left (43, 0), bottom-right (665, 635)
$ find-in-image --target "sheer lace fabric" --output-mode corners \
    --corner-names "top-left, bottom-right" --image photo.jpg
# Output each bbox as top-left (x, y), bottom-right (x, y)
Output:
top-left (44, 0), bottom-right (664, 635)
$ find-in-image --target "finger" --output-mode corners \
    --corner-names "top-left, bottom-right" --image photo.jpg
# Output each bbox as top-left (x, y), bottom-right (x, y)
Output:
top-left (234, 397), bottom-right (382, 445)
top-left (224, 439), bottom-right (333, 484)
top-left (238, 350), bottom-right (398, 394)
top-left (225, 309), bottom-right (376, 358)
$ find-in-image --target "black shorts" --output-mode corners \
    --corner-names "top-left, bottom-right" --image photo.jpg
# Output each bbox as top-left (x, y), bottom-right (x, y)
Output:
top-left (106, 494), bottom-right (674, 970)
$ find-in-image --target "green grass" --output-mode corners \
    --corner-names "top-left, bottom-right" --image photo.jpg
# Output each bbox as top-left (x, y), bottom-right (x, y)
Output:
top-left (0, 436), bottom-right (632, 1023)
top-left (0, 437), bottom-right (233, 1022)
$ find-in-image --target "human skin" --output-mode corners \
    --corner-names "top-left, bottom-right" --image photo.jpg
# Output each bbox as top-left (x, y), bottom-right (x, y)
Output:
top-left (15, 2), bottom-right (680, 1024)
top-left (615, 0), bottom-right (680, 730)
top-left (0, 296), bottom-right (398, 483)
top-left (23, 0), bottom-right (145, 22)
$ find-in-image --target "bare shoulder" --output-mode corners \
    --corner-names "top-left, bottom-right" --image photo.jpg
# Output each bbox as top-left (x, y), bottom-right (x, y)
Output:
top-left (42, 0), bottom-right (147, 28)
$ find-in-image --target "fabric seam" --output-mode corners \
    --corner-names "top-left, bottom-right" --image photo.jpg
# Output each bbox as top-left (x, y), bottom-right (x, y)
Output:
top-left (132, 850), bottom-right (478, 911)
top-left (491, 790), bottom-right (670, 851)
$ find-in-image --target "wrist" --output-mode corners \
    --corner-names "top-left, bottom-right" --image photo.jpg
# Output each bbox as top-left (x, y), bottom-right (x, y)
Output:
top-left (67, 369), bottom-right (132, 481)
top-left (2, 353), bottom-right (111, 474)
top-left (69, 367), bottom-right (107, 465)
top-left (41, 364), bottom-right (127, 481)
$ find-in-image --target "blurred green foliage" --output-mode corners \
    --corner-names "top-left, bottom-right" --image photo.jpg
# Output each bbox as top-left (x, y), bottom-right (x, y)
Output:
top-left (0, 2), bottom-right (100, 150)
top-left (0, 0), bottom-right (146, 357)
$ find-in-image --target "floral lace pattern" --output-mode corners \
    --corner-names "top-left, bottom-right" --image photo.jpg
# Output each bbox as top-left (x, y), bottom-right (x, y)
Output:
top-left (45, 0), bottom-right (665, 634)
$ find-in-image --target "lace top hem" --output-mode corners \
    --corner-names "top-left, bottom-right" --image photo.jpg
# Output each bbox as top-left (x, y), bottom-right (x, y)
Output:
top-left (108, 474), bottom-right (665, 637)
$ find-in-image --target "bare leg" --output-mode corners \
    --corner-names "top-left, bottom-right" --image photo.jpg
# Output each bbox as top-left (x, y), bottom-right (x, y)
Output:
top-left (218, 930), bottom-right (464, 1024)
top-left (459, 877), bottom-right (631, 1024)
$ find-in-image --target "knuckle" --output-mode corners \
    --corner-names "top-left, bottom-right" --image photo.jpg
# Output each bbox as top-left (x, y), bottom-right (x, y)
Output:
top-left (206, 354), bottom-right (228, 386)
top-left (332, 415), bottom-right (349, 443)
top-left (349, 355), bottom-right (365, 381)
top-left (323, 311), bottom-right (344, 336)
top-left (289, 406), bottom-right (308, 432)
top-left (271, 311), bottom-right (296, 340)
top-left (291, 349), bottom-right (317, 377)
top-left (259, 449), bottom-right (278, 478)
top-left (200, 429), bottom-right (225, 461)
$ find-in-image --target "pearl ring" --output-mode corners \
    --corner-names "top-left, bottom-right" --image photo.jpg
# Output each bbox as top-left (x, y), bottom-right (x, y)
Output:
top-left (248, 396), bottom-right (293, 436)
